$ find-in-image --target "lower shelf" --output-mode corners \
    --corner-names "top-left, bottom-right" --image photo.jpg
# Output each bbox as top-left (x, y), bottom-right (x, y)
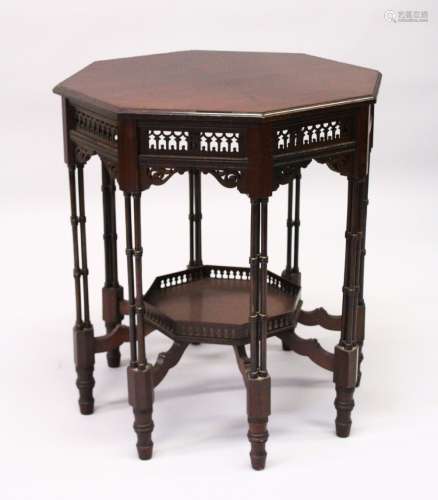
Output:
top-left (143, 265), bottom-right (301, 345)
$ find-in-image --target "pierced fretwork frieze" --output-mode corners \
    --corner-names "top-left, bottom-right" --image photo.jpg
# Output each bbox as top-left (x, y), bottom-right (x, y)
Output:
top-left (70, 106), bottom-right (118, 178)
top-left (74, 107), bottom-right (118, 146)
top-left (275, 116), bottom-right (353, 153)
top-left (148, 130), bottom-right (189, 151)
top-left (142, 128), bottom-right (244, 157)
top-left (200, 131), bottom-right (240, 154)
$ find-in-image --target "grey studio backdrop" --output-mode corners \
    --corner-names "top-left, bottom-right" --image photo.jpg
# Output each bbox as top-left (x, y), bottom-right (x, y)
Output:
top-left (1, 1), bottom-right (437, 499)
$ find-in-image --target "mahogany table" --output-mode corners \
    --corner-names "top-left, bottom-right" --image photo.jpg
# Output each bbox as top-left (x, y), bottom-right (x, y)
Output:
top-left (53, 51), bottom-right (381, 470)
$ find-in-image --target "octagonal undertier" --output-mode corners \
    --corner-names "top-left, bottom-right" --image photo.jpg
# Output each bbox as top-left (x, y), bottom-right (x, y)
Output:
top-left (143, 265), bottom-right (301, 344)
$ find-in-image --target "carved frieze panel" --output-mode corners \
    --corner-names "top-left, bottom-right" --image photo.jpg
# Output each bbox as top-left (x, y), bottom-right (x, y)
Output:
top-left (140, 125), bottom-right (245, 158)
top-left (69, 106), bottom-right (119, 178)
top-left (274, 114), bottom-right (353, 153)
top-left (74, 107), bottom-right (118, 146)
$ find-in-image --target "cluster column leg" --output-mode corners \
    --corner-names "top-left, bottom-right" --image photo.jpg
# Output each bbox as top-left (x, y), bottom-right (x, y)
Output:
top-left (355, 174), bottom-right (369, 386)
top-left (334, 175), bottom-right (368, 437)
top-left (68, 162), bottom-right (95, 415)
top-left (101, 164), bottom-right (123, 368)
top-left (187, 170), bottom-right (203, 268)
top-left (124, 192), bottom-right (154, 460)
top-left (188, 170), bottom-right (203, 345)
top-left (281, 172), bottom-right (301, 351)
top-left (281, 172), bottom-right (301, 286)
top-left (247, 198), bottom-right (271, 470)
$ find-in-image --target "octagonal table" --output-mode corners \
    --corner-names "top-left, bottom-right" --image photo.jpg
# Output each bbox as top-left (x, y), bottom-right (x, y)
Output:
top-left (53, 50), bottom-right (381, 470)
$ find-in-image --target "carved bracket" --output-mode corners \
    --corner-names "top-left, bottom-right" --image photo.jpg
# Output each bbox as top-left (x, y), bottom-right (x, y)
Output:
top-left (73, 144), bottom-right (118, 179)
top-left (315, 152), bottom-right (354, 177)
top-left (298, 308), bottom-right (341, 331)
top-left (143, 166), bottom-right (183, 187)
top-left (202, 168), bottom-right (242, 189)
top-left (272, 161), bottom-right (310, 191)
top-left (278, 330), bottom-right (334, 371)
top-left (140, 164), bottom-right (243, 191)
top-left (151, 342), bottom-right (188, 387)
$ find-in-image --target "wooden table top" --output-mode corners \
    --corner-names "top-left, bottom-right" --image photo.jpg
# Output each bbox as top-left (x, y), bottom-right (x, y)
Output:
top-left (53, 51), bottom-right (381, 117)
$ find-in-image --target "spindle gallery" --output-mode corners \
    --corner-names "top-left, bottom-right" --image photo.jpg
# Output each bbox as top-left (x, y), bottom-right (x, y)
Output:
top-left (53, 51), bottom-right (381, 470)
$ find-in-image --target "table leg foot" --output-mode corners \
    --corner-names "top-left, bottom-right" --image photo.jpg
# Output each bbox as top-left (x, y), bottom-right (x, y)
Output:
top-left (334, 387), bottom-right (355, 437)
top-left (74, 325), bottom-right (95, 415)
top-left (106, 347), bottom-right (121, 368)
top-left (133, 410), bottom-right (154, 460)
top-left (246, 375), bottom-right (270, 470)
top-left (248, 419), bottom-right (268, 470)
top-left (333, 344), bottom-right (358, 437)
top-left (76, 368), bottom-right (95, 415)
top-left (128, 365), bottom-right (154, 461)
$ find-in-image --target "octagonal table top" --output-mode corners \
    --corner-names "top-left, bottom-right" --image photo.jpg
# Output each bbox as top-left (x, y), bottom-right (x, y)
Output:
top-left (53, 50), bottom-right (381, 118)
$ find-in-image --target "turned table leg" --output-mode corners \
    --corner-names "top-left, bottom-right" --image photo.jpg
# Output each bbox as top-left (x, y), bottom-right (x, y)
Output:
top-left (355, 174), bottom-right (369, 387)
top-left (101, 163), bottom-right (123, 368)
top-left (187, 170), bottom-right (203, 269)
top-left (281, 172), bottom-right (301, 351)
top-left (124, 192), bottom-right (154, 459)
top-left (68, 162), bottom-right (95, 415)
top-left (334, 174), bottom-right (368, 437)
top-left (188, 170), bottom-right (203, 345)
top-left (247, 198), bottom-right (271, 470)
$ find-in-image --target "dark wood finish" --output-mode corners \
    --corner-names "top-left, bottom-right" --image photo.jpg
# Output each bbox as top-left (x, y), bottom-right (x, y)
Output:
top-left (124, 192), bottom-right (138, 367)
top-left (139, 265), bottom-right (300, 345)
top-left (281, 174), bottom-right (302, 287)
top-left (53, 51), bottom-right (380, 116)
top-left (298, 307), bottom-right (342, 331)
top-left (147, 274), bottom-right (296, 325)
top-left (55, 51), bottom-right (380, 470)
top-left (133, 192), bottom-right (147, 369)
top-left (233, 346), bottom-right (270, 470)
top-left (280, 171), bottom-right (301, 352)
top-left (68, 158), bottom-right (96, 415)
top-left (247, 375), bottom-right (271, 470)
top-left (101, 164), bottom-right (123, 367)
top-left (333, 345), bottom-right (359, 437)
top-left (332, 105), bottom-right (372, 434)
top-left (127, 365), bottom-right (154, 459)
top-left (151, 342), bottom-right (188, 387)
top-left (356, 172), bottom-right (370, 387)
top-left (245, 198), bottom-right (271, 467)
top-left (187, 170), bottom-right (203, 345)
top-left (73, 324), bottom-right (95, 415)
top-left (188, 171), bottom-right (203, 268)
